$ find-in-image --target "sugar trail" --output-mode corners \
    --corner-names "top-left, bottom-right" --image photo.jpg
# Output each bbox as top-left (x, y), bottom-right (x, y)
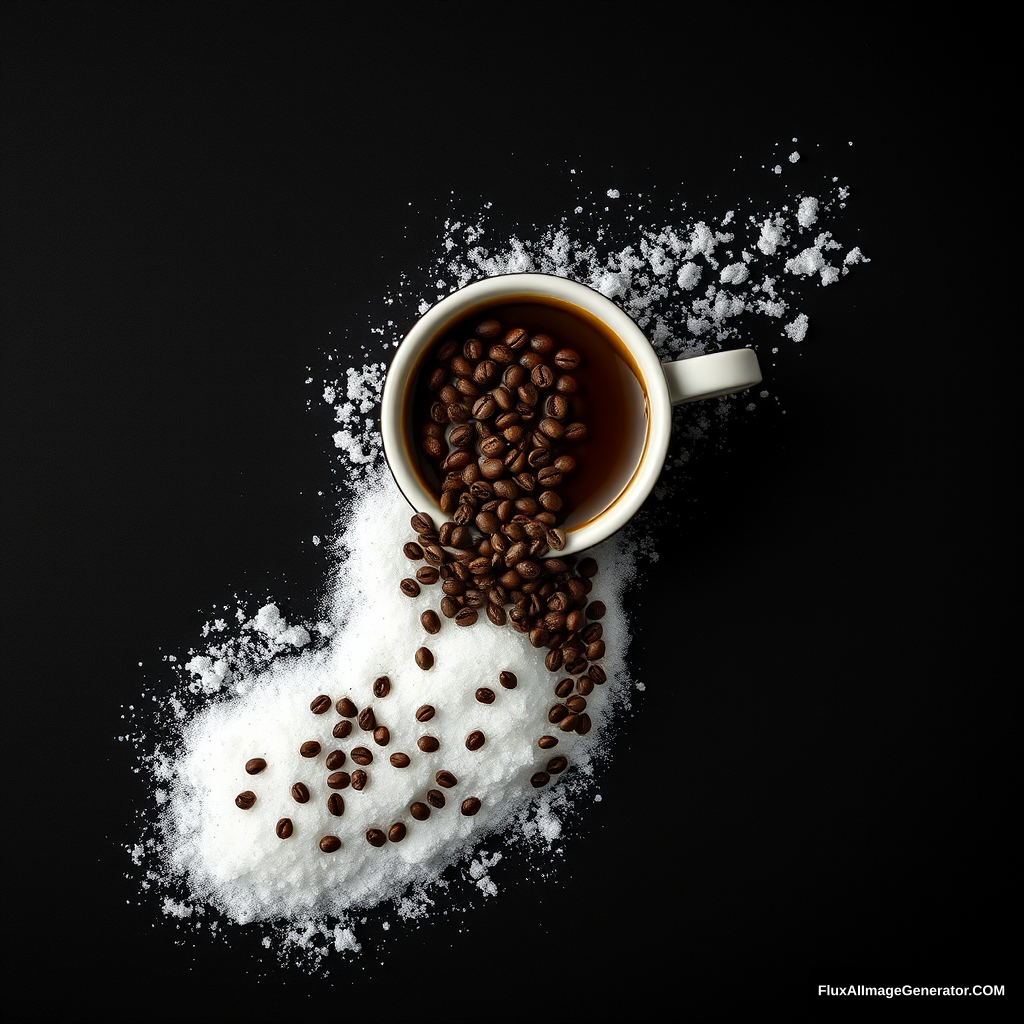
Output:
top-left (123, 144), bottom-right (868, 970)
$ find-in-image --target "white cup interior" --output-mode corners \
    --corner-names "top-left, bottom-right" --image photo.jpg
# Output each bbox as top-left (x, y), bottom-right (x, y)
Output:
top-left (381, 274), bottom-right (672, 554)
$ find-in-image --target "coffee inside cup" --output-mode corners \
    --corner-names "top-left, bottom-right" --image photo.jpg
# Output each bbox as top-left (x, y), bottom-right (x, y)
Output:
top-left (403, 293), bottom-right (650, 535)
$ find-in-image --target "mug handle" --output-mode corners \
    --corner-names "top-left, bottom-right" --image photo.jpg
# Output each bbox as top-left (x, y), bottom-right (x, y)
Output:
top-left (662, 348), bottom-right (762, 405)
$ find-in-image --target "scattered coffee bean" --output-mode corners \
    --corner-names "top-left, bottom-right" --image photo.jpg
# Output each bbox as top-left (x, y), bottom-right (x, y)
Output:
top-left (390, 752), bottom-right (411, 768)
top-left (299, 740), bottom-right (321, 758)
top-left (461, 797), bottom-right (482, 816)
top-left (310, 694), bottom-right (332, 715)
top-left (400, 578), bottom-right (420, 598)
top-left (327, 771), bottom-right (350, 790)
top-left (235, 791), bottom-right (256, 810)
top-left (318, 835), bottom-right (342, 854)
top-left (358, 707), bottom-right (376, 731)
top-left (351, 769), bottom-right (368, 790)
top-left (245, 758), bottom-right (267, 775)
top-left (415, 647), bottom-right (434, 670)
top-left (291, 782), bottom-right (310, 803)
top-left (410, 801), bottom-right (430, 821)
top-left (373, 726), bottom-right (390, 746)
top-left (435, 770), bottom-right (458, 788)
top-left (351, 747), bottom-right (373, 765)
top-left (373, 675), bottom-right (391, 698)
top-left (416, 565), bottom-right (440, 585)
top-left (499, 670), bottom-right (518, 689)
top-left (415, 704), bottom-right (435, 722)
top-left (465, 730), bottom-right (485, 751)
top-left (538, 735), bottom-right (558, 748)
top-left (325, 749), bottom-right (346, 770)
top-left (403, 542), bottom-right (424, 560)
top-left (332, 719), bottom-right (353, 739)
top-left (417, 735), bottom-right (440, 752)
top-left (388, 822), bottom-right (408, 843)
top-left (421, 609), bottom-right (441, 634)
top-left (475, 687), bottom-right (496, 705)
top-left (547, 755), bottom-right (568, 775)
top-left (335, 696), bottom-right (357, 717)
top-left (530, 772), bottom-right (550, 788)
top-left (366, 828), bottom-right (386, 848)
top-left (427, 788), bottom-right (446, 808)
top-left (554, 677), bottom-right (574, 698)
top-left (276, 817), bottom-right (293, 839)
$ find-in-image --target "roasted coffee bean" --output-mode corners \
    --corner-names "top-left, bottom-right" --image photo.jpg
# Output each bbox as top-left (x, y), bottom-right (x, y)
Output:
top-left (587, 601), bottom-right (607, 622)
top-left (454, 607), bottom-right (478, 627)
top-left (335, 696), bottom-right (357, 717)
top-left (566, 695), bottom-right (587, 714)
top-left (415, 704), bottom-right (435, 722)
top-left (555, 374), bottom-right (578, 394)
top-left (461, 797), bottom-right (482, 816)
top-left (417, 565), bottom-right (441, 588)
top-left (310, 694), bottom-right (332, 715)
top-left (554, 677), bottom-right (574, 698)
top-left (327, 793), bottom-right (345, 816)
top-left (423, 543), bottom-right (446, 566)
top-left (488, 342), bottom-right (513, 364)
top-left (333, 719), bottom-right (353, 739)
top-left (358, 707), bottom-right (376, 731)
top-left (547, 755), bottom-right (568, 775)
top-left (505, 327), bottom-right (529, 349)
top-left (531, 363), bottom-right (555, 389)
top-left (440, 596), bottom-right (459, 618)
top-left (372, 675), bottom-right (391, 699)
top-left (565, 656), bottom-right (588, 676)
top-left (465, 730), bottom-right (485, 751)
top-left (366, 828), bottom-right (386, 848)
top-left (430, 400), bottom-right (449, 423)
top-left (577, 556), bottom-right (599, 577)
top-left (416, 733), bottom-right (440, 753)
top-left (548, 704), bottom-right (568, 724)
top-left (390, 752), bottom-right (411, 768)
top-left (581, 622), bottom-right (603, 643)
top-left (410, 801), bottom-right (430, 821)
top-left (545, 393), bottom-right (569, 419)
top-left (404, 542), bottom-right (424, 561)
top-left (327, 771), bottom-right (350, 790)
top-left (373, 726), bottom-right (390, 746)
top-left (276, 817), bottom-right (294, 838)
top-left (442, 577), bottom-right (466, 597)
top-left (476, 319), bottom-right (502, 338)
top-left (530, 772), bottom-right (550, 788)
top-left (411, 513), bottom-right (435, 535)
top-left (451, 355), bottom-right (473, 378)
top-left (291, 782), bottom-right (310, 803)
top-left (427, 367), bottom-right (448, 391)
top-left (420, 609), bottom-right (441, 635)
top-left (436, 339), bottom-right (458, 361)
top-left (475, 687), bottom-right (496, 705)
top-left (325, 749), bottom-right (346, 770)
top-left (545, 649), bottom-right (563, 672)
top-left (558, 713), bottom-right (580, 732)
top-left (497, 670), bottom-right (517, 691)
top-left (351, 747), bottom-right (373, 766)
top-left (575, 713), bottom-right (592, 735)
top-left (586, 639), bottom-right (606, 660)
top-left (235, 791), bottom-right (256, 810)
top-left (427, 788), bottom-right (446, 808)
top-left (351, 769), bottom-right (368, 790)
top-left (588, 664), bottom-right (607, 685)
top-left (245, 757), bottom-right (267, 775)
top-left (415, 647), bottom-right (435, 670)
top-left (475, 510), bottom-right (501, 534)
top-left (486, 603), bottom-right (507, 625)
top-left (575, 675), bottom-right (595, 696)
top-left (435, 770), bottom-right (458, 788)
top-left (389, 822), bottom-right (408, 843)
top-left (464, 588), bottom-right (486, 608)
top-left (472, 394), bottom-right (497, 420)
top-left (554, 348), bottom-right (581, 370)
top-left (518, 351), bottom-right (543, 372)
top-left (538, 735), bottom-right (558, 749)
top-left (300, 740), bottom-right (321, 758)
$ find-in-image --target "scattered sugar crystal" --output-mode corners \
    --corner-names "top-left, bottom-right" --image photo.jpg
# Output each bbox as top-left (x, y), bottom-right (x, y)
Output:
top-left (789, 151), bottom-right (800, 163)
top-left (606, 189), bottom-right (620, 198)
top-left (797, 196), bottom-right (819, 228)
top-left (784, 313), bottom-right (809, 342)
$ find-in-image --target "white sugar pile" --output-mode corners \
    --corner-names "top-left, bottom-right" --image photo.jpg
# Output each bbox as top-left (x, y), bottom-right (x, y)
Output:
top-left (156, 475), bottom-right (632, 926)
top-left (126, 141), bottom-right (869, 968)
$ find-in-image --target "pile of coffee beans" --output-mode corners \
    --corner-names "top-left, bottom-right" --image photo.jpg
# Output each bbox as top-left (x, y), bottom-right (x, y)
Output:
top-left (406, 317), bottom-right (611, 781)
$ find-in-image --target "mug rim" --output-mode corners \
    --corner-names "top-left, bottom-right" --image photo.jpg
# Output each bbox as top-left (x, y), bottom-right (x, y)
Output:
top-left (380, 272), bottom-right (672, 554)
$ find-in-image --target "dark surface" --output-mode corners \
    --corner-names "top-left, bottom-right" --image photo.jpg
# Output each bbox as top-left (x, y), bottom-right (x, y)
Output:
top-left (3, 3), bottom-right (1014, 1020)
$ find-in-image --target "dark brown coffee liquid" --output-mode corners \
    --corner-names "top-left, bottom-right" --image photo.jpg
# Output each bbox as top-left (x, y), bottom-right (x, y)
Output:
top-left (406, 293), bottom-right (649, 532)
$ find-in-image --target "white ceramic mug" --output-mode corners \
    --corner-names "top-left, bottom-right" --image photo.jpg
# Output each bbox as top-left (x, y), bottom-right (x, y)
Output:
top-left (381, 273), bottom-right (761, 554)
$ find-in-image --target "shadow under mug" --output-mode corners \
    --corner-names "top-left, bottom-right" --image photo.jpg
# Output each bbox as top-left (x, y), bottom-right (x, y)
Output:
top-left (381, 273), bottom-right (761, 554)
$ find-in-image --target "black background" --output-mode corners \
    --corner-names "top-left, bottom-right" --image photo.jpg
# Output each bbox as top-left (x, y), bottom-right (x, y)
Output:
top-left (3, 3), bottom-right (1015, 1020)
